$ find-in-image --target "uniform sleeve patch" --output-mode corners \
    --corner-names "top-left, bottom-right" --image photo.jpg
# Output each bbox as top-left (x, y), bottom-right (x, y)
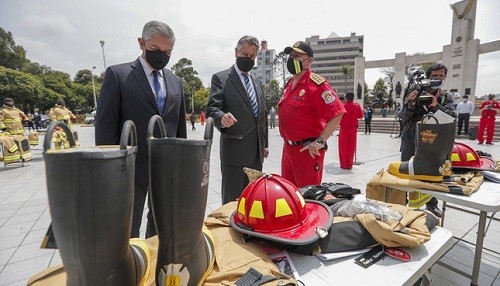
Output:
top-left (322, 90), bottom-right (335, 104)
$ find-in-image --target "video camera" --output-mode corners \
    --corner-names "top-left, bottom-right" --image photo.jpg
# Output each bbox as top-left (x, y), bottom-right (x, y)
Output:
top-left (405, 68), bottom-right (443, 106)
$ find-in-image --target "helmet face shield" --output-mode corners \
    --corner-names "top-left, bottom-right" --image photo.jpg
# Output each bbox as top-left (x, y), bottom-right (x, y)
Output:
top-left (230, 174), bottom-right (333, 245)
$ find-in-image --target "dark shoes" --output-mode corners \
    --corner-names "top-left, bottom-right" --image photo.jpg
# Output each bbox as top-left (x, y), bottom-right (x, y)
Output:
top-left (426, 204), bottom-right (443, 218)
top-left (486, 142), bottom-right (494, 145)
top-left (478, 142), bottom-right (483, 144)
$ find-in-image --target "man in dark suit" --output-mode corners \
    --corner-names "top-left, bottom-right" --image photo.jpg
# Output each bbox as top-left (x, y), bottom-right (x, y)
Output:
top-left (95, 21), bottom-right (187, 238)
top-left (206, 35), bottom-right (269, 204)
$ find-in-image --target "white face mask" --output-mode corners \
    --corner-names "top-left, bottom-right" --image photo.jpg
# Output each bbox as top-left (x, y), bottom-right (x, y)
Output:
top-left (462, 99), bottom-right (467, 102)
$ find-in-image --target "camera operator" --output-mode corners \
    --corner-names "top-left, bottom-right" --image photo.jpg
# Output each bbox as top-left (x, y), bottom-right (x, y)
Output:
top-left (400, 64), bottom-right (456, 217)
top-left (477, 93), bottom-right (500, 145)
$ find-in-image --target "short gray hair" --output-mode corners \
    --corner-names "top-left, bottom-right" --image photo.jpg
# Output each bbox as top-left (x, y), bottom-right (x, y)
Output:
top-left (236, 35), bottom-right (259, 52)
top-left (142, 20), bottom-right (176, 43)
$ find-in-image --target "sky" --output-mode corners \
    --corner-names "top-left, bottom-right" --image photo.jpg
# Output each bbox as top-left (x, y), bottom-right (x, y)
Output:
top-left (0, 0), bottom-right (499, 96)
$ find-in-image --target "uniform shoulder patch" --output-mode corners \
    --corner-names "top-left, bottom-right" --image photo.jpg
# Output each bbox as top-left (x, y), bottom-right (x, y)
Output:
top-left (321, 90), bottom-right (335, 104)
top-left (310, 73), bottom-right (325, 85)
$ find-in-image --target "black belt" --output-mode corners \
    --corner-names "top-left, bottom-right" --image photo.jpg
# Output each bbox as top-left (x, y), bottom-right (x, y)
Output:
top-left (285, 137), bottom-right (328, 150)
top-left (285, 137), bottom-right (316, 146)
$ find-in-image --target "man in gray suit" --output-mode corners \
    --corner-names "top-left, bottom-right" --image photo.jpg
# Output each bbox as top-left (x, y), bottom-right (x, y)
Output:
top-left (206, 35), bottom-right (269, 204)
top-left (95, 21), bottom-right (187, 238)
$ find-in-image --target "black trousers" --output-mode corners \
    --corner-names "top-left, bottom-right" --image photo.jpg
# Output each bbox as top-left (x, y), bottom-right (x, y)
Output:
top-left (364, 119), bottom-right (371, 133)
top-left (221, 156), bottom-right (262, 204)
top-left (457, 113), bottom-right (470, 135)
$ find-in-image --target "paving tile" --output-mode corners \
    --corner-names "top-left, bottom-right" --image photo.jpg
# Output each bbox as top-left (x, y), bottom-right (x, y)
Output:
top-left (0, 247), bottom-right (16, 266)
top-left (4, 212), bottom-right (42, 227)
top-left (0, 221), bottom-right (33, 238)
top-left (0, 253), bottom-right (52, 285)
top-left (0, 233), bottom-right (25, 251)
top-left (9, 242), bottom-right (54, 263)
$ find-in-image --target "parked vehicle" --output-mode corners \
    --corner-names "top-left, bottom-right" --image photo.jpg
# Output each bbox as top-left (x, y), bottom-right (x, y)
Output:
top-left (85, 111), bottom-right (96, 125)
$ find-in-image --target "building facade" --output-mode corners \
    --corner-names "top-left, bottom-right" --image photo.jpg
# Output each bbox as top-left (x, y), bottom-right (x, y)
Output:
top-left (251, 40), bottom-right (276, 86)
top-left (306, 32), bottom-right (364, 96)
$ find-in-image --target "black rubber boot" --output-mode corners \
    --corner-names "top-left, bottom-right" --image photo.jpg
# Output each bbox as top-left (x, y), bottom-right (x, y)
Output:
top-left (389, 114), bottom-right (456, 182)
top-left (43, 121), bottom-right (149, 286)
top-left (148, 115), bottom-right (215, 286)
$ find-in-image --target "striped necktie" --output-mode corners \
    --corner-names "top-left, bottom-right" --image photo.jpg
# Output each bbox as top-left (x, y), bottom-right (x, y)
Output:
top-left (153, 70), bottom-right (165, 113)
top-left (243, 74), bottom-right (258, 117)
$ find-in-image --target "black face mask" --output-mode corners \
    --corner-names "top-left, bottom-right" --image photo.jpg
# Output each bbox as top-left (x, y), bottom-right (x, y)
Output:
top-left (145, 49), bottom-right (170, 70)
top-left (236, 57), bottom-right (255, 73)
top-left (287, 57), bottom-right (307, 74)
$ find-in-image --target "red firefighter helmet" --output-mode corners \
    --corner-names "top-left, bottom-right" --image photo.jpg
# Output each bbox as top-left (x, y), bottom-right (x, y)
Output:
top-left (451, 142), bottom-right (496, 170)
top-left (230, 174), bottom-right (333, 245)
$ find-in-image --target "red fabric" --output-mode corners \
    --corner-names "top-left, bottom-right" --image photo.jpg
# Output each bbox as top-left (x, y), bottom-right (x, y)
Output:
top-left (338, 126), bottom-right (358, 169)
top-left (281, 144), bottom-right (325, 188)
top-left (339, 101), bottom-right (364, 127)
top-left (278, 69), bottom-right (345, 142)
top-left (477, 116), bottom-right (495, 144)
top-left (479, 100), bottom-right (499, 117)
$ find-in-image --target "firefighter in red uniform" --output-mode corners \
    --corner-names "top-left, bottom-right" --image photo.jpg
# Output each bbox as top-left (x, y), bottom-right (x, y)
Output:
top-left (278, 41), bottom-right (345, 187)
top-left (338, 92), bottom-right (364, 169)
top-left (477, 93), bottom-right (499, 145)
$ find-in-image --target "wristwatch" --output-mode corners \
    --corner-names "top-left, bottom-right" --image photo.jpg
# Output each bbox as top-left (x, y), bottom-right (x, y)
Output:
top-left (316, 137), bottom-right (326, 146)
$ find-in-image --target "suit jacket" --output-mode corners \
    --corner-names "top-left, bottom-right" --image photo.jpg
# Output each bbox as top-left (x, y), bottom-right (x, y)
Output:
top-left (95, 58), bottom-right (187, 187)
top-left (206, 66), bottom-right (268, 166)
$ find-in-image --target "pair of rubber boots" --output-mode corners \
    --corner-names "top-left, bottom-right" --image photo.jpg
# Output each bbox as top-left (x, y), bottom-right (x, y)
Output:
top-left (43, 118), bottom-right (214, 286)
top-left (389, 114), bottom-right (456, 182)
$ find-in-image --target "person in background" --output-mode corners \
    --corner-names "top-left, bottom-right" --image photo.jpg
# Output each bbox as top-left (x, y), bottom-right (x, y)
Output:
top-left (363, 104), bottom-right (373, 134)
top-left (456, 95), bottom-right (474, 136)
top-left (278, 41), bottom-right (345, 187)
top-left (0, 98), bottom-right (27, 135)
top-left (400, 63), bottom-right (456, 217)
top-left (189, 112), bottom-right (196, 130)
top-left (269, 106), bottom-right (277, 129)
top-left (338, 92), bottom-right (363, 169)
top-left (206, 35), bottom-right (268, 204)
top-left (477, 93), bottom-right (500, 145)
top-left (200, 110), bottom-right (205, 125)
top-left (34, 111), bottom-right (41, 131)
top-left (95, 20), bottom-right (187, 238)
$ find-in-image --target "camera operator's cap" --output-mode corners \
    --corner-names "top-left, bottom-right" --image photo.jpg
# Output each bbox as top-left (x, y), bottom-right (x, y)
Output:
top-left (284, 41), bottom-right (314, 57)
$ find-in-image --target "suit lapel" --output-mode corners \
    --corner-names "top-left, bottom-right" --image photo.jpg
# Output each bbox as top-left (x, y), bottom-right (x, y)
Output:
top-left (131, 59), bottom-right (158, 111)
top-left (228, 67), bottom-right (254, 113)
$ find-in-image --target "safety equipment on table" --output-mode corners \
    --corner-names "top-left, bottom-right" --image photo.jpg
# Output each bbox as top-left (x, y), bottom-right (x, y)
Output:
top-left (388, 113), bottom-right (456, 182)
top-left (230, 173), bottom-right (333, 246)
top-left (148, 115), bottom-right (215, 286)
top-left (43, 121), bottom-right (149, 286)
top-left (330, 195), bottom-right (403, 224)
top-left (451, 142), bottom-right (497, 171)
top-left (298, 182), bottom-right (361, 205)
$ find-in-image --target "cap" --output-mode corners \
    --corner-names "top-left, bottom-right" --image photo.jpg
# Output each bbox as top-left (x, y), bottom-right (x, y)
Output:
top-left (57, 99), bottom-right (65, 106)
top-left (284, 41), bottom-right (313, 57)
top-left (4, 97), bottom-right (13, 104)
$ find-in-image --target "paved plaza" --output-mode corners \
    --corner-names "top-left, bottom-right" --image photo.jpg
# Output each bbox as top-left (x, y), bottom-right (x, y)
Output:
top-left (0, 123), bottom-right (499, 285)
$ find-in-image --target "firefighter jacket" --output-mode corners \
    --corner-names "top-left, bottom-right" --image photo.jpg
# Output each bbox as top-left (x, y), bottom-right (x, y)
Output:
top-left (0, 104), bottom-right (27, 135)
top-left (50, 105), bottom-right (75, 127)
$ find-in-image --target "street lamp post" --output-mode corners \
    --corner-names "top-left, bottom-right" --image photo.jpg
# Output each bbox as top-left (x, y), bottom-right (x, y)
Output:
top-left (91, 66), bottom-right (97, 110)
top-left (100, 40), bottom-right (107, 70)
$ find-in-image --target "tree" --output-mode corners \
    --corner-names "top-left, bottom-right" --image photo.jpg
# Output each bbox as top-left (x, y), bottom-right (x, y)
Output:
top-left (0, 27), bottom-right (28, 70)
top-left (272, 52), bottom-right (287, 88)
top-left (263, 79), bottom-right (281, 110)
top-left (340, 65), bottom-right (353, 95)
top-left (171, 58), bottom-right (203, 110)
top-left (0, 66), bottom-right (61, 112)
top-left (74, 69), bottom-right (94, 85)
top-left (192, 87), bottom-right (209, 113)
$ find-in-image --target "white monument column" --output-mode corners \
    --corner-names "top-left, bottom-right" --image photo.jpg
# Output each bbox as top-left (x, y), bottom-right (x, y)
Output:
top-left (354, 56), bottom-right (365, 106)
top-left (393, 52), bottom-right (407, 107)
